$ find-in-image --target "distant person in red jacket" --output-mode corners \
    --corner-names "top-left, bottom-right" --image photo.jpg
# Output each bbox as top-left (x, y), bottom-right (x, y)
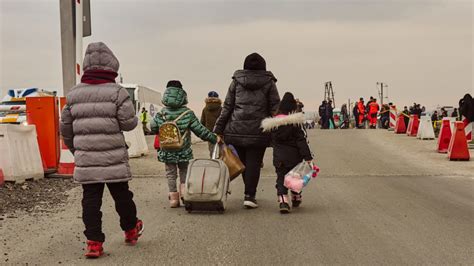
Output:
top-left (357, 98), bottom-right (366, 128)
top-left (368, 99), bottom-right (380, 129)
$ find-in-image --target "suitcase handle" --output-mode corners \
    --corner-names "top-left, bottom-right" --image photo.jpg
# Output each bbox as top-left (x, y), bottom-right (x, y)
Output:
top-left (212, 144), bottom-right (220, 159)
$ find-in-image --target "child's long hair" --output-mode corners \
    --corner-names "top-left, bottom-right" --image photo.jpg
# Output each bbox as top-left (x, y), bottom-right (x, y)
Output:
top-left (277, 92), bottom-right (298, 115)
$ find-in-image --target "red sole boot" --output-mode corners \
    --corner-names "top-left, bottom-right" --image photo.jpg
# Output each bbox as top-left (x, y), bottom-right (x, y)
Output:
top-left (125, 219), bottom-right (144, 246)
top-left (85, 240), bottom-right (104, 258)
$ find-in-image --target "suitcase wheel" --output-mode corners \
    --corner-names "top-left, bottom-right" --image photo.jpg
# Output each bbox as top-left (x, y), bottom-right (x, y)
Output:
top-left (217, 206), bottom-right (225, 214)
top-left (185, 203), bottom-right (192, 213)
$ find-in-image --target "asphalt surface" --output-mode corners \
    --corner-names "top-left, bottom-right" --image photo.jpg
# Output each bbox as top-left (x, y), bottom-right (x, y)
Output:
top-left (1, 129), bottom-right (473, 265)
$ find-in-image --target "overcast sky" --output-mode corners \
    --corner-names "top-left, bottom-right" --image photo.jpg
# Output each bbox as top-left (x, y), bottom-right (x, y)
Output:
top-left (0, 0), bottom-right (472, 111)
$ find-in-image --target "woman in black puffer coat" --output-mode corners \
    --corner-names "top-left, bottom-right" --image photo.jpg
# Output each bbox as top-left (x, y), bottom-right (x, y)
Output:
top-left (214, 53), bottom-right (280, 209)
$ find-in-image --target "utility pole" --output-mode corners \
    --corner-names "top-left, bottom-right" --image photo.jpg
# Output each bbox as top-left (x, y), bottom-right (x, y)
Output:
top-left (377, 82), bottom-right (388, 106)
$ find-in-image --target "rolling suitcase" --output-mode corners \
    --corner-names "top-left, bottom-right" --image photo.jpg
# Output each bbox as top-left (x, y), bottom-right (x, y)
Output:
top-left (183, 145), bottom-right (230, 213)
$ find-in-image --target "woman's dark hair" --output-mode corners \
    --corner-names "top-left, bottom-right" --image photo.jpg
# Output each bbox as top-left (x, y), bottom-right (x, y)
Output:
top-left (277, 92), bottom-right (297, 115)
top-left (244, 53), bottom-right (266, 71)
top-left (166, 80), bottom-right (182, 88)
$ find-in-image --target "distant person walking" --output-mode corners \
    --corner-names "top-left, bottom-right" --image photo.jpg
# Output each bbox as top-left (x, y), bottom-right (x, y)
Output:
top-left (140, 107), bottom-right (150, 134)
top-left (451, 108), bottom-right (459, 120)
top-left (214, 53), bottom-right (280, 209)
top-left (357, 98), bottom-right (366, 128)
top-left (318, 101), bottom-right (328, 129)
top-left (402, 106), bottom-right (410, 126)
top-left (380, 104), bottom-right (390, 129)
top-left (327, 100), bottom-right (335, 129)
top-left (353, 102), bottom-right (359, 128)
top-left (201, 91), bottom-right (222, 156)
top-left (368, 98), bottom-right (380, 129)
top-left (60, 42), bottom-right (144, 258)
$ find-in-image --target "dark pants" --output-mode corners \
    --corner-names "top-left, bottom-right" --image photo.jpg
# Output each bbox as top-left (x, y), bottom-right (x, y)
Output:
top-left (276, 166), bottom-right (292, 195)
top-left (276, 165), bottom-right (301, 196)
top-left (234, 146), bottom-right (266, 197)
top-left (82, 182), bottom-right (138, 242)
top-left (321, 116), bottom-right (328, 129)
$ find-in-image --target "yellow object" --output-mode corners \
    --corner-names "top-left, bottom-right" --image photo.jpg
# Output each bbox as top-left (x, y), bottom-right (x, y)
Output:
top-left (2, 114), bottom-right (19, 123)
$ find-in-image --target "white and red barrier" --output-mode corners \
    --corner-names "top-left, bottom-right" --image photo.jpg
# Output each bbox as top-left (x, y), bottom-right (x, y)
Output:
top-left (57, 138), bottom-right (75, 176)
top-left (389, 105), bottom-right (397, 131)
top-left (0, 124), bottom-right (44, 183)
top-left (462, 117), bottom-right (472, 142)
top-left (124, 122), bottom-right (149, 158)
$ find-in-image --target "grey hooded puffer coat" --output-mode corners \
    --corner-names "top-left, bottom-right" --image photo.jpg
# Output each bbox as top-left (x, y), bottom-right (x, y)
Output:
top-left (60, 42), bottom-right (138, 184)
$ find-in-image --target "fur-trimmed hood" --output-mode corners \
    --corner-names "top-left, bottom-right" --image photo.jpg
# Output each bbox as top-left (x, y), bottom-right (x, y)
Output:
top-left (261, 112), bottom-right (305, 132)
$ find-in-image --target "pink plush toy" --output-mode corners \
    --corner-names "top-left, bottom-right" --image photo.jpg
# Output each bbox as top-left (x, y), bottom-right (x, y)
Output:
top-left (284, 163), bottom-right (320, 193)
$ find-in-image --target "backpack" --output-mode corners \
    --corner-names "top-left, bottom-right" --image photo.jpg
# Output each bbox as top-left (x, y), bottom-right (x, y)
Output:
top-left (159, 110), bottom-right (192, 151)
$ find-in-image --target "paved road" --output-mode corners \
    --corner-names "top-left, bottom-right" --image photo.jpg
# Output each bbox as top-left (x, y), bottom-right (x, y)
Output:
top-left (2, 130), bottom-right (473, 264)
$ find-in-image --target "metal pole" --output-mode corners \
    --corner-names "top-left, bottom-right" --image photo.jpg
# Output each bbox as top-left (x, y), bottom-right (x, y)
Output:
top-left (380, 82), bottom-right (384, 106)
top-left (60, 0), bottom-right (76, 96)
top-left (75, 0), bottom-right (83, 85)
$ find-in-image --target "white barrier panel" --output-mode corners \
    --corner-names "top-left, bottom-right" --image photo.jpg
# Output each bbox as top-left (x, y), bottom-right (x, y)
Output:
top-left (417, 116), bottom-right (435, 140)
top-left (124, 123), bottom-right (149, 158)
top-left (0, 124), bottom-right (44, 183)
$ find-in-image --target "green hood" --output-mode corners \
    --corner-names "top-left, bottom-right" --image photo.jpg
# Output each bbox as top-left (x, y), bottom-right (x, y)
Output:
top-left (162, 87), bottom-right (188, 108)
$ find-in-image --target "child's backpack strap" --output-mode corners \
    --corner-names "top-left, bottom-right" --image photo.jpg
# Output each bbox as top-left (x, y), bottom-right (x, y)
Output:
top-left (173, 110), bottom-right (192, 123)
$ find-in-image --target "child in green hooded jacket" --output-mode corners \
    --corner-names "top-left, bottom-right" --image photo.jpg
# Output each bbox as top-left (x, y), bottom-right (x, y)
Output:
top-left (151, 80), bottom-right (218, 208)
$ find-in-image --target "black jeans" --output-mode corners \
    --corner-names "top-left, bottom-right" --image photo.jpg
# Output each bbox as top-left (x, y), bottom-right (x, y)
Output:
top-left (82, 182), bottom-right (138, 242)
top-left (234, 146), bottom-right (266, 197)
top-left (275, 166), bottom-right (293, 195)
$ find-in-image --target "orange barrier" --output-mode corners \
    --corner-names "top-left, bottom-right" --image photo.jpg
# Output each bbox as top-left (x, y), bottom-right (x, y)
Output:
top-left (26, 97), bottom-right (60, 173)
top-left (437, 118), bottom-right (452, 153)
top-left (409, 115), bottom-right (420, 137)
top-left (448, 122), bottom-right (470, 161)
top-left (395, 114), bottom-right (407, 134)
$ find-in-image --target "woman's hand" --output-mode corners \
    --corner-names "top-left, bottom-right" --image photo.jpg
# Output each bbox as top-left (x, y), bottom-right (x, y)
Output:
top-left (216, 135), bottom-right (224, 144)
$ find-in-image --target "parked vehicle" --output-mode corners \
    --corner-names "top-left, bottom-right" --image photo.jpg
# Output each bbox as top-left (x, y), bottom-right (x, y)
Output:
top-left (0, 88), bottom-right (55, 124)
top-left (120, 84), bottom-right (162, 131)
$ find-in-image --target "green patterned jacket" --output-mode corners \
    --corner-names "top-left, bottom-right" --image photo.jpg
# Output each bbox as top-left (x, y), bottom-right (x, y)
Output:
top-left (151, 86), bottom-right (217, 163)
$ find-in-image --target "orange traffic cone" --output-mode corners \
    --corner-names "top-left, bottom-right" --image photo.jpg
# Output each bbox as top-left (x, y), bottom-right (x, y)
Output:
top-left (437, 119), bottom-right (452, 153)
top-left (395, 114), bottom-right (407, 134)
top-left (448, 122), bottom-right (470, 161)
top-left (409, 115), bottom-right (420, 137)
top-left (57, 138), bottom-right (75, 176)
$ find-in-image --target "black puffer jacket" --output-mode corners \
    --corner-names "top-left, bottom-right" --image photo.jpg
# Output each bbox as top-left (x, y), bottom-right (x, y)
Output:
top-left (459, 93), bottom-right (474, 122)
top-left (214, 70), bottom-right (280, 147)
top-left (261, 113), bottom-right (313, 168)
